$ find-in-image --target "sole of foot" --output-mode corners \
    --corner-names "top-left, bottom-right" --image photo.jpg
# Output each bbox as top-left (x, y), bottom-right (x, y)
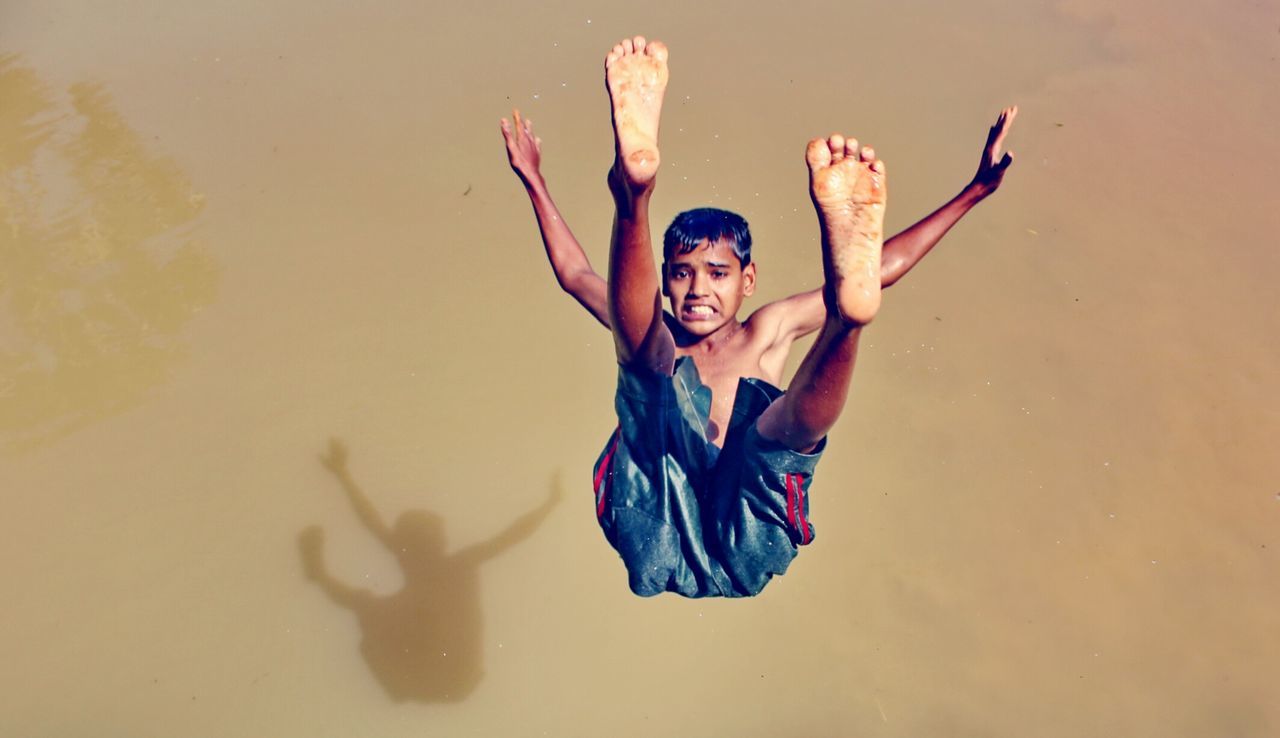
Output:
top-left (807, 134), bottom-right (887, 326)
top-left (605, 36), bottom-right (669, 192)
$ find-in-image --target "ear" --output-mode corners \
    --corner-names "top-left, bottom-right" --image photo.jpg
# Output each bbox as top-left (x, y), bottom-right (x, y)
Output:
top-left (741, 262), bottom-right (757, 297)
top-left (661, 262), bottom-right (670, 297)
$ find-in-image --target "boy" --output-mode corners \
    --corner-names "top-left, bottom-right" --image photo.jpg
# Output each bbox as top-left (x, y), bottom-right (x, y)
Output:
top-left (501, 37), bottom-right (1016, 597)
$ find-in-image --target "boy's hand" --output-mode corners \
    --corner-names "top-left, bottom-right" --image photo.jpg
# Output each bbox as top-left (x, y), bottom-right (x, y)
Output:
top-left (970, 106), bottom-right (1017, 196)
top-left (501, 109), bottom-right (543, 185)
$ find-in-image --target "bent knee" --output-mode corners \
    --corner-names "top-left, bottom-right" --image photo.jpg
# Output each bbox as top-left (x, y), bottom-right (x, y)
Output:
top-left (755, 397), bottom-right (825, 453)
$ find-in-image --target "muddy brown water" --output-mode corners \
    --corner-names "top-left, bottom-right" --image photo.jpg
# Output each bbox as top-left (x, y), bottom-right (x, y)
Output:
top-left (2, 0), bottom-right (1277, 735)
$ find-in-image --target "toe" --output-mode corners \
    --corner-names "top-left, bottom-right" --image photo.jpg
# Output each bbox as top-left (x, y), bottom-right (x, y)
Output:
top-left (871, 159), bottom-right (886, 175)
top-left (647, 40), bottom-right (668, 61)
top-left (860, 145), bottom-right (876, 162)
top-left (634, 36), bottom-right (646, 53)
top-left (807, 138), bottom-right (833, 170)
top-left (622, 38), bottom-right (634, 54)
top-left (828, 134), bottom-right (846, 161)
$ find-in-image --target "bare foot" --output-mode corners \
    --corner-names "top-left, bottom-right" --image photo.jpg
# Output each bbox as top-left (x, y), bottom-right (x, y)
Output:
top-left (807, 134), bottom-right (887, 326)
top-left (605, 36), bottom-right (668, 192)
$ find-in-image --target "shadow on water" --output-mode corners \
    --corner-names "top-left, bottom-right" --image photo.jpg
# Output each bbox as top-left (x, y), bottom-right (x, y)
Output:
top-left (299, 438), bottom-right (561, 703)
top-left (0, 54), bottom-right (218, 453)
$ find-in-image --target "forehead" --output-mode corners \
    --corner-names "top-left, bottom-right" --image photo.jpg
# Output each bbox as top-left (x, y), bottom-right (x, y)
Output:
top-left (668, 237), bottom-right (739, 266)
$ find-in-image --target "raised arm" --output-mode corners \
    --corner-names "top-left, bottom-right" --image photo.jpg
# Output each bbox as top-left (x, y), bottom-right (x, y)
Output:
top-left (880, 106), bottom-right (1017, 287)
top-left (320, 438), bottom-right (394, 547)
top-left (299, 526), bottom-right (370, 610)
top-left (501, 111), bottom-right (610, 328)
top-left (457, 476), bottom-right (562, 565)
top-left (753, 107), bottom-right (1020, 345)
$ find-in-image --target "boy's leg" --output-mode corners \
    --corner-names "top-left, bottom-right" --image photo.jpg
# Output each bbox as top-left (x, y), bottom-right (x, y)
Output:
top-left (604, 36), bottom-right (675, 374)
top-left (757, 135), bottom-right (887, 452)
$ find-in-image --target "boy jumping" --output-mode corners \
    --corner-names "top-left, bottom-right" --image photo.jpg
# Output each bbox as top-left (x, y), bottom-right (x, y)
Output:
top-left (501, 37), bottom-right (1016, 597)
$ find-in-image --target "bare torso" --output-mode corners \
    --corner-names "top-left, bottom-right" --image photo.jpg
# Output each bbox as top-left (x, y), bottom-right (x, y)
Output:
top-left (667, 311), bottom-right (793, 446)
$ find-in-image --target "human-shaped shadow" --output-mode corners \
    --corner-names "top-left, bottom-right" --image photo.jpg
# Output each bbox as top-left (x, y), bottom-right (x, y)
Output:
top-left (299, 438), bottom-right (561, 703)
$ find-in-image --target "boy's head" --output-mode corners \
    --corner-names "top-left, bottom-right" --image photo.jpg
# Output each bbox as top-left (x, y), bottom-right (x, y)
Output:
top-left (663, 207), bottom-right (753, 267)
top-left (662, 208), bottom-right (757, 335)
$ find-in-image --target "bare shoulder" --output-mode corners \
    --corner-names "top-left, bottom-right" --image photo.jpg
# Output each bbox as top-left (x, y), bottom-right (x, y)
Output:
top-left (744, 288), bottom-right (825, 347)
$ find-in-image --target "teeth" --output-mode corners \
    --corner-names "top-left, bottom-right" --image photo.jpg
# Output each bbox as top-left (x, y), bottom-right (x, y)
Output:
top-left (689, 306), bottom-right (713, 314)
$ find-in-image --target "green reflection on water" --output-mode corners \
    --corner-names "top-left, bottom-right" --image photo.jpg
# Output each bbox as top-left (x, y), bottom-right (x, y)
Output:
top-left (0, 54), bottom-right (218, 452)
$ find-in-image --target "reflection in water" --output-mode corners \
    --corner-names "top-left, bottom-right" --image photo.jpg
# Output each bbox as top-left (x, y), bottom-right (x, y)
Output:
top-left (0, 54), bottom-right (217, 452)
top-left (300, 439), bottom-right (561, 703)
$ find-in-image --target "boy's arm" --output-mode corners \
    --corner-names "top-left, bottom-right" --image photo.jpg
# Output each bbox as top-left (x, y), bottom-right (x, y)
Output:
top-left (880, 106), bottom-right (1017, 287)
top-left (753, 106), bottom-right (1019, 343)
top-left (501, 111), bottom-right (611, 328)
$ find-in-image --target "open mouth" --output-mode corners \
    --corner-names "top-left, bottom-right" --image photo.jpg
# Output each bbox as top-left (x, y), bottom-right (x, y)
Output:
top-left (683, 304), bottom-right (716, 319)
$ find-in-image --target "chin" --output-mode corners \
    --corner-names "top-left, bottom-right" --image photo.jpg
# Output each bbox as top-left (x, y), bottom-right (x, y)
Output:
top-left (678, 318), bottom-right (722, 335)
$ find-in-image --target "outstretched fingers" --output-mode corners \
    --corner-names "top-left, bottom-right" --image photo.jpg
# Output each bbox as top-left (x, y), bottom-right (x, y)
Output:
top-left (501, 109), bottom-right (540, 146)
top-left (986, 105), bottom-right (1018, 165)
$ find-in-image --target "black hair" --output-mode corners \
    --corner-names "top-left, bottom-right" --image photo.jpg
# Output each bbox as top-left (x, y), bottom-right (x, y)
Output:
top-left (662, 208), bottom-right (752, 267)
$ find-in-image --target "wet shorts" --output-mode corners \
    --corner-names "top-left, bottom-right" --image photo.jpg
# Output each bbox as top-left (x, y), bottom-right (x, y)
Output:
top-left (592, 357), bottom-right (825, 598)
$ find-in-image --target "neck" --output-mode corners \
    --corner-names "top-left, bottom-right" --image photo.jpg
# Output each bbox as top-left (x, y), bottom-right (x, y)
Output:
top-left (673, 316), bottom-right (743, 352)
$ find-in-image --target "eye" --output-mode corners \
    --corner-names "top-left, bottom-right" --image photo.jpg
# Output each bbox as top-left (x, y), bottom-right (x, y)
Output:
top-left (711, 271), bottom-right (728, 279)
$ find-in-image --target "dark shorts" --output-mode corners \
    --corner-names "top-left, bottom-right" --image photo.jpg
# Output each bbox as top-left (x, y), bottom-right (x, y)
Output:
top-left (592, 358), bottom-right (825, 598)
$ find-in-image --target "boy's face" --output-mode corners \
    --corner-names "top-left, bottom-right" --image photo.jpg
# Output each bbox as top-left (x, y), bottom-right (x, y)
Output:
top-left (663, 237), bottom-right (756, 336)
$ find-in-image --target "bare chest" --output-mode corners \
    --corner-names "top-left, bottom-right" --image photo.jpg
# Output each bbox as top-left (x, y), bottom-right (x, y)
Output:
top-left (678, 351), bottom-right (773, 446)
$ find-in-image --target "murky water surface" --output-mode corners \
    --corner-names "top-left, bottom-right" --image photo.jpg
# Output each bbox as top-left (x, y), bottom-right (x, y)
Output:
top-left (3, 0), bottom-right (1277, 735)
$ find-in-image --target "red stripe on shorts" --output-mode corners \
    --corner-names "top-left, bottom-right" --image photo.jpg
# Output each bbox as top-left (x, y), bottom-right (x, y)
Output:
top-left (793, 473), bottom-right (811, 544)
top-left (785, 473), bottom-right (797, 532)
top-left (595, 428), bottom-right (621, 518)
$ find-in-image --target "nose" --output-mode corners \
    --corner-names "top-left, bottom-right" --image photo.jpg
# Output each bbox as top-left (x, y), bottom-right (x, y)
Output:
top-left (689, 270), bottom-right (708, 296)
